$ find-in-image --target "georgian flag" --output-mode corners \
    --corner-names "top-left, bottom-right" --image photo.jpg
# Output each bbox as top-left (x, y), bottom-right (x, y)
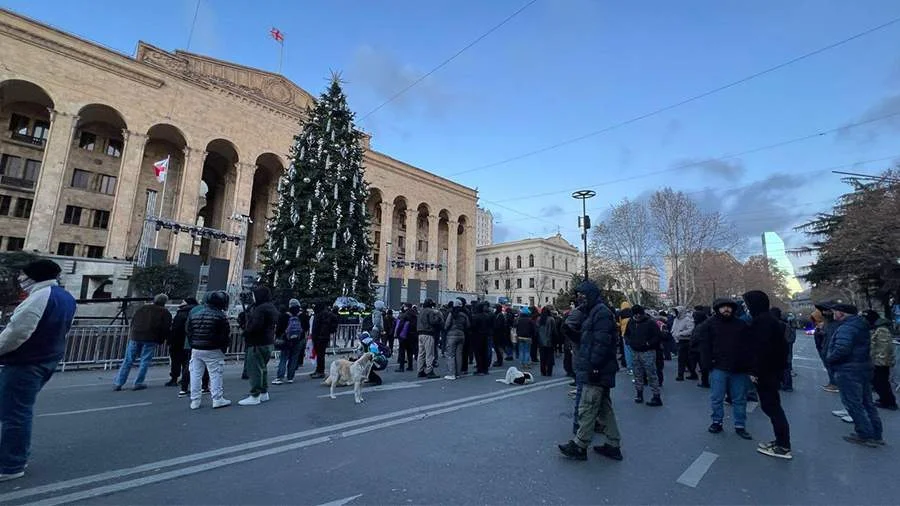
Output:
top-left (153, 157), bottom-right (169, 183)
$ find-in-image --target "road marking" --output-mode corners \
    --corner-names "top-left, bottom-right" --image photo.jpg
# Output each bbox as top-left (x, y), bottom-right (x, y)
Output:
top-left (317, 382), bottom-right (422, 398)
top-left (24, 379), bottom-right (568, 506)
top-left (36, 402), bottom-right (152, 417)
top-left (676, 451), bottom-right (718, 488)
top-left (1, 378), bottom-right (568, 504)
top-left (316, 494), bottom-right (363, 506)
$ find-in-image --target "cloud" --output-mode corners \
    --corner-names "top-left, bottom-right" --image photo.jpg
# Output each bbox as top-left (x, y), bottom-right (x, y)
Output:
top-left (671, 158), bottom-right (745, 179)
top-left (539, 205), bottom-right (564, 217)
top-left (349, 45), bottom-right (458, 119)
top-left (837, 94), bottom-right (900, 145)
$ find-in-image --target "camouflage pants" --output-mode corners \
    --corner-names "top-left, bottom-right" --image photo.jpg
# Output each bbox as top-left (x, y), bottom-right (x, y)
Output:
top-left (574, 385), bottom-right (621, 449)
top-left (633, 350), bottom-right (660, 396)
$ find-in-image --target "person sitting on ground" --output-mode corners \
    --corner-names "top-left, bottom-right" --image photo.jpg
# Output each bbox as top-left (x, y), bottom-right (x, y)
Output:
top-left (359, 332), bottom-right (389, 386)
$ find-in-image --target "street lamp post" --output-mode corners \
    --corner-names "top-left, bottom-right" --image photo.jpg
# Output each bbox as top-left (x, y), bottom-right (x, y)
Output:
top-left (572, 190), bottom-right (596, 281)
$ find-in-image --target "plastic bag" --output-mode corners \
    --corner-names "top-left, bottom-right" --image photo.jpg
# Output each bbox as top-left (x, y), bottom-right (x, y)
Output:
top-left (306, 338), bottom-right (315, 360)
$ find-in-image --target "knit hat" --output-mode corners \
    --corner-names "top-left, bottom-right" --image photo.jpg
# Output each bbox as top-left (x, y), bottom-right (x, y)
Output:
top-left (22, 259), bottom-right (61, 282)
top-left (289, 298), bottom-right (301, 308)
top-left (631, 304), bottom-right (645, 316)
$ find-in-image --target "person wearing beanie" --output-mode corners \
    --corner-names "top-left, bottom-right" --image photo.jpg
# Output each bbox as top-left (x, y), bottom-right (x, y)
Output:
top-left (185, 291), bottom-right (232, 409)
top-left (623, 304), bottom-right (663, 406)
top-left (168, 297), bottom-right (200, 391)
top-left (114, 293), bottom-right (172, 391)
top-left (273, 298), bottom-right (307, 385)
top-left (0, 259), bottom-right (76, 481)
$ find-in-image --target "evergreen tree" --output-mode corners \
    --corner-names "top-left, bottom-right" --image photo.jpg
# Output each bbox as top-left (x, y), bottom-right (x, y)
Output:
top-left (259, 76), bottom-right (374, 304)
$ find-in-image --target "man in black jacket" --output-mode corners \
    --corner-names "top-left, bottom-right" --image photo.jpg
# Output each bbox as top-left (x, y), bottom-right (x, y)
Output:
top-left (624, 305), bottom-right (663, 406)
top-left (310, 303), bottom-right (338, 379)
top-left (238, 286), bottom-right (279, 406)
top-left (471, 302), bottom-right (493, 375)
top-left (186, 291), bottom-right (232, 410)
top-left (698, 298), bottom-right (753, 439)
top-left (492, 305), bottom-right (510, 368)
top-left (558, 280), bottom-right (622, 462)
top-left (744, 291), bottom-right (792, 459)
top-left (168, 297), bottom-right (198, 388)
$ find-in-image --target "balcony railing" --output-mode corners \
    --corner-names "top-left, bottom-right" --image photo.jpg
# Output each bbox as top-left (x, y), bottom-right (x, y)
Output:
top-left (9, 132), bottom-right (46, 147)
top-left (0, 175), bottom-right (36, 190)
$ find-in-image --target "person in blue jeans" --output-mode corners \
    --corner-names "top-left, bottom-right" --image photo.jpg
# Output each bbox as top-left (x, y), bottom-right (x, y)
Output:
top-left (697, 298), bottom-right (753, 439)
top-left (273, 299), bottom-right (307, 384)
top-left (0, 259), bottom-right (76, 481)
top-left (114, 294), bottom-right (172, 391)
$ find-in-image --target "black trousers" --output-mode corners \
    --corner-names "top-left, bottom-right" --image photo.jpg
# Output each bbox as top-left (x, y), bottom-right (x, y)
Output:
top-left (874, 365), bottom-right (897, 407)
top-left (179, 350), bottom-right (209, 391)
top-left (677, 340), bottom-right (696, 378)
top-left (757, 377), bottom-right (791, 449)
top-left (471, 334), bottom-right (490, 373)
top-left (563, 342), bottom-right (575, 377)
top-left (314, 339), bottom-right (328, 374)
top-left (493, 337), bottom-right (505, 366)
top-left (655, 348), bottom-right (664, 386)
top-left (539, 346), bottom-right (555, 376)
top-left (530, 338), bottom-right (538, 363)
top-left (397, 338), bottom-right (416, 369)
top-left (461, 337), bottom-right (471, 373)
top-left (170, 344), bottom-right (188, 381)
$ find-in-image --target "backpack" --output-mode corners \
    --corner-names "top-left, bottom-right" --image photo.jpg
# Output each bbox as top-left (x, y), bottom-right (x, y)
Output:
top-left (286, 315), bottom-right (303, 340)
top-left (361, 314), bottom-right (374, 332)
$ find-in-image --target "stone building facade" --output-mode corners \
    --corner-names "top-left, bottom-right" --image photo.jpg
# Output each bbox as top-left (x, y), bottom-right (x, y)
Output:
top-left (0, 8), bottom-right (477, 296)
top-left (476, 234), bottom-right (580, 307)
top-left (475, 206), bottom-right (493, 247)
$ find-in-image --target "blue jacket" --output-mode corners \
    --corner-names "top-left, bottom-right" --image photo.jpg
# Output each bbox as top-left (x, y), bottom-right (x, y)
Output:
top-left (825, 315), bottom-right (872, 372)
top-left (0, 280), bottom-right (76, 365)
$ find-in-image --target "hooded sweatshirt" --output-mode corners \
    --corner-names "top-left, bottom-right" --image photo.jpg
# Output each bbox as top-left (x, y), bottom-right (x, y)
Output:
top-left (574, 281), bottom-right (618, 388)
top-left (671, 307), bottom-right (695, 342)
top-left (743, 290), bottom-right (787, 377)
top-left (624, 313), bottom-right (662, 352)
top-left (243, 286), bottom-right (279, 346)
top-left (698, 298), bottom-right (752, 373)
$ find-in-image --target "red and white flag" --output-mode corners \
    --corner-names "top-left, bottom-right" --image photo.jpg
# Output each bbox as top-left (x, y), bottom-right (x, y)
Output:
top-left (153, 156), bottom-right (169, 183)
top-left (270, 27), bottom-right (284, 43)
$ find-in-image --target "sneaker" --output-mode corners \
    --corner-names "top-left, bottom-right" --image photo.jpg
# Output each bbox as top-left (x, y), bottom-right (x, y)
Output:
top-left (178, 390), bottom-right (188, 398)
top-left (272, 379), bottom-right (284, 385)
top-left (823, 384), bottom-right (840, 393)
top-left (0, 471), bottom-right (25, 482)
top-left (426, 372), bottom-right (440, 379)
top-left (646, 395), bottom-right (663, 407)
top-left (309, 373), bottom-right (325, 379)
top-left (212, 398), bottom-right (232, 409)
top-left (164, 380), bottom-right (178, 387)
top-left (190, 400), bottom-right (201, 410)
top-left (736, 428), bottom-right (753, 440)
top-left (875, 401), bottom-right (899, 411)
top-left (592, 444), bottom-right (623, 461)
top-left (757, 445), bottom-right (793, 460)
top-left (238, 395), bottom-right (261, 406)
top-left (849, 432), bottom-right (886, 446)
top-left (832, 409), bottom-right (848, 417)
top-left (259, 392), bottom-right (270, 402)
top-left (201, 388), bottom-right (211, 395)
top-left (841, 415), bottom-right (854, 424)
top-left (843, 434), bottom-right (879, 448)
top-left (758, 440), bottom-right (777, 451)
top-left (113, 385), bottom-right (123, 391)
top-left (675, 376), bottom-right (684, 382)
top-left (557, 440), bottom-right (587, 461)
top-left (417, 372), bottom-right (427, 378)
top-left (708, 422), bottom-right (724, 434)
top-left (133, 384), bottom-right (147, 391)
top-left (287, 379), bottom-right (295, 384)
top-left (634, 392), bottom-right (644, 404)
top-left (443, 375), bottom-right (457, 381)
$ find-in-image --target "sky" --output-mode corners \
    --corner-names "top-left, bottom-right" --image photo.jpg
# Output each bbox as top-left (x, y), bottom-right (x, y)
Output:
top-left (6, 0), bottom-right (900, 281)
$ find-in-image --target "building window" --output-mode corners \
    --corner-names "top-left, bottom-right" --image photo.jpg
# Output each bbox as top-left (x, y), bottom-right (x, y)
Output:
top-left (373, 253), bottom-right (379, 266)
top-left (516, 297), bottom-right (522, 304)
top-left (105, 138), bottom-right (123, 158)
top-left (516, 256), bottom-right (522, 268)
top-left (13, 198), bottom-right (32, 218)
top-left (56, 242), bottom-right (77, 256)
top-left (565, 258), bottom-right (568, 272)
top-left (23, 159), bottom-right (40, 182)
top-left (565, 280), bottom-right (569, 290)
top-left (505, 279), bottom-right (511, 289)
top-left (71, 169), bottom-right (91, 189)
top-left (397, 236), bottom-right (406, 252)
top-left (494, 280), bottom-right (499, 289)
top-left (0, 195), bottom-right (10, 215)
top-left (85, 245), bottom-right (104, 258)
top-left (5, 237), bottom-right (24, 251)
top-left (545, 297), bottom-right (549, 303)
top-left (8, 114), bottom-right (28, 135)
top-left (529, 278), bottom-right (535, 288)
top-left (98, 175), bottom-right (117, 195)
top-left (529, 296), bottom-right (535, 306)
top-left (505, 257), bottom-right (510, 270)
top-left (552, 257), bottom-right (555, 269)
top-left (494, 258), bottom-right (499, 270)
top-left (483, 259), bottom-right (489, 271)
top-left (78, 131), bottom-right (96, 151)
top-left (417, 240), bottom-right (428, 253)
top-left (63, 205), bottom-right (83, 225)
top-left (0, 154), bottom-right (22, 176)
top-left (373, 231), bottom-right (381, 250)
top-left (529, 254), bottom-right (534, 267)
top-left (516, 278), bottom-right (522, 289)
top-left (552, 279), bottom-right (556, 290)
top-left (33, 120), bottom-right (50, 142)
top-left (91, 209), bottom-right (110, 229)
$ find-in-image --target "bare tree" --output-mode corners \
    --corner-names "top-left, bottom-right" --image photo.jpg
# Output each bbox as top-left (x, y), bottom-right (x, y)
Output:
top-left (590, 198), bottom-right (655, 304)
top-left (496, 267), bottom-right (516, 300)
top-left (534, 274), bottom-right (552, 306)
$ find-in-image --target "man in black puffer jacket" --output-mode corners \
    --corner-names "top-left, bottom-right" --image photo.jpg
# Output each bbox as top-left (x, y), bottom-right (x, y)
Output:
top-left (186, 291), bottom-right (232, 410)
top-left (470, 302), bottom-right (493, 375)
top-left (239, 286), bottom-right (279, 406)
top-left (558, 280), bottom-right (622, 462)
top-left (743, 290), bottom-right (792, 459)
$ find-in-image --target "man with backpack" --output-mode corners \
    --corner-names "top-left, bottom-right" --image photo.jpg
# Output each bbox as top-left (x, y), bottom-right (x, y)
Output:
top-left (416, 298), bottom-right (443, 378)
top-left (273, 299), bottom-right (306, 385)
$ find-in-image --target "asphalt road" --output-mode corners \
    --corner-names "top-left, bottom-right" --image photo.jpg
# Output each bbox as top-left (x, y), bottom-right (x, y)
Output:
top-left (0, 332), bottom-right (897, 505)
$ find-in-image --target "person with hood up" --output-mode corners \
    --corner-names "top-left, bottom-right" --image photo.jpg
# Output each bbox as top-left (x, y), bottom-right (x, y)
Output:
top-left (470, 302), bottom-right (493, 376)
top-left (168, 297), bottom-right (198, 389)
top-left (690, 306), bottom-right (711, 388)
top-left (743, 291), bottom-right (792, 460)
top-left (238, 286), bottom-right (279, 406)
top-left (624, 305), bottom-right (663, 406)
top-left (443, 300), bottom-right (470, 380)
top-left (515, 307), bottom-right (537, 369)
top-left (0, 259), bottom-right (76, 481)
top-left (558, 280), bottom-right (622, 462)
top-left (825, 302), bottom-right (883, 447)
top-left (310, 303), bottom-right (339, 379)
top-left (770, 307), bottom-right (795, 392)
top-left (273, 299), bottom-right (307, 385)
top-left (698, 298), bottom-right (753, 439)
top-left (492, 304), bottom-right (511, 368)
top-left (672, 307), bottom-right (697, 381)
top-left (395, 304), bottom-right (418, 372)
top-left (537, 306), bottom-right (558, 377)
top-left (813, 304), bottom-right (840, 393)
top-left (186, 291), bottom-right (232, 410)
top-left (863, 310), bottom-right (897, 410)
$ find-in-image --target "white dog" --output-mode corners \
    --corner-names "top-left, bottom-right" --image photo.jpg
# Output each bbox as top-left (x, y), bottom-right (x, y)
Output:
top-left (325, 352), bottom-right (375, 403)
top-left (496, 366), bottom-right (534, 386)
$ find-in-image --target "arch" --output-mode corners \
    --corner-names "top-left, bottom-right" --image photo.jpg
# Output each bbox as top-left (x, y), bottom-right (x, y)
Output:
top-left (391, 196), bottom-right (410, 274)
top-left (456, 215), bottom-right (469, 290)
top-left (253, 151), bottom-right (287, 169)
top-left (483, 258), bottom-right (489, 272)
top-left (494, 257), bottom-right (500, 270)
top-left (76, 103), bottom-right (127, 130)
top-left (1, 79), bottom-right (55, 148)
top-left (196, 138), bottom-right (240, 261)
top-left (414, 202), bottom-right (430, 275)
top-left (516, 255), bottom-right (522, 269)
top-left (146, 123), bottom-right (187, 147)
top-left (438, 208), bottom-right (451, 221)
top-left (0, 79), bottom-right (55, 109)
top-left (76, 104), bottom-right (128, 158)
top-left (206, 138), bottom-right (240, 163)
top-left (528, 254), bottom-right (535, 268)
top-left (366, 187), bottom-right (384, 223)
top-left (245, 152), bottom-right (285, 268)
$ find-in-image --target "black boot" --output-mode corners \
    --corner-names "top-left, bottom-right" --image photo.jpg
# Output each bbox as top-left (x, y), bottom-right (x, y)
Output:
top-left (675, 376), bottom-right (684, 382)
top-left (395, 365), bottom-right (405, 372)
top-left (647, 395), bottom-right (663, 407)
top-left (634, 391), bottom-right (644, 404)
top-left (557, 440), bottom-right (587, 460)
top-left (592, 444), bottom-right (623, 461)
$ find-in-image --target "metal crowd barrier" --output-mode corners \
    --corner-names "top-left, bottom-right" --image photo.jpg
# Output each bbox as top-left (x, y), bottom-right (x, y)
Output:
top-left (47, 322), bottom-right (363, 371)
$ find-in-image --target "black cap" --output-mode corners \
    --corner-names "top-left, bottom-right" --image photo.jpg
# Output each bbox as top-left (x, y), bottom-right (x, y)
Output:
top-left (22, 259), bottom-right (61, 282)
top-left (817, 301), bottom-right (858, 315)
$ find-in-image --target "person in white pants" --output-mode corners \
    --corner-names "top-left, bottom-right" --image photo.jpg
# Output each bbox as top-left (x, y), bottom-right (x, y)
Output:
top-left (185, 291), bottom-right (233, 410)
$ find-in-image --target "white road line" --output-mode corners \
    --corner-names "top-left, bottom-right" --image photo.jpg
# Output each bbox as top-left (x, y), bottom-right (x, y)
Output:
top-left (676, 451), bottom-right (719, 488)
top-left (316, 494), bottom-right (363, 506)
top-left (24, 379), bottom-right (568, 506)
top-left (0, 378), bottom-right (568, 504)
top-left (317, 383), bottom-right (422, 398)
top-left (36, 402), bottom-right (152, 417)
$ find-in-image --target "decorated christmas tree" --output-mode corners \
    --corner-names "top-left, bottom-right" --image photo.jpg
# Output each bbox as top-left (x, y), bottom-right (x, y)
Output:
top-left (259, 75), bottom-right (375, 304)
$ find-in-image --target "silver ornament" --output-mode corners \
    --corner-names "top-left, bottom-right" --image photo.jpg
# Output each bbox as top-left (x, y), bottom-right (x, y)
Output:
top-left (333, 183), bottom-right (338, 200)
top-left (316, 248), bottom-right (324, 262)
top-left (343, 229), bottom-right (351, 243)
top-left (331, 232), bottom-right (336, 249)
top-left (284, 259), bottom-right (291, 265)
top-left (303, 177), bottom-right (311, 183)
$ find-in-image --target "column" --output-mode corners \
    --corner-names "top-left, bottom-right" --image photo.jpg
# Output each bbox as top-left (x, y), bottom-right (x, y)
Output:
top-left (447, 220), bottom-right (458, 292)
top-left (24, 109), bottom-right (78, 252)
top-left (465, 223), bottom-right (476, 292)
top-left (226, 162), bottom-right (256, 284)
top-left (171, 147), bottom-right (207, 261)
top-left (378, 201), bottom-right (393, 283)
top-left (427, 214), bottom-right (439, 281)
top-left (106, 130), bottom-right (148, 258)
top-left (404, 211), bottom-right (416, 278)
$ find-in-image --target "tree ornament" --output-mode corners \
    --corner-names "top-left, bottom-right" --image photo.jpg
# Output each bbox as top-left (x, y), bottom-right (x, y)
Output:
top-left (308, 268), bottom-right (315, 290)
top-left (282, 236), bottom-right (288, 250)
top-left (299, 145), bottom-right (305, 161)
top-left (333, 183), bottom-right (339, 200)
top-left (333, 261), bottom-right (339, 281)
top-left (331, 232), bottom-right (337, 249)
top-left (299, 224), bottom-right (305, 230)
top-left (291, 208), bottom-right (299, 225)
top-left (316, 248), bottom-right (325, 262)
top-left (326, 117), bottom-right (332, 133)
top-left (307, 200), bottom-right (312, 212)
top-left (290, 271), bottom-right (297, 287)
top-left (325, 154), bottom-right (331, 169)
top-left (284, 259), bottom-right (291, 265)
top-left (343, 229), bottom-right (351, 243)
top-left (331, 128), bottom-right (336, 142)
top-left (303, 177), bottom-right (311, 183)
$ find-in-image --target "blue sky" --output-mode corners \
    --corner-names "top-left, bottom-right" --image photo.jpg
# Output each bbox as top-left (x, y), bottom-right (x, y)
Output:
top-left (7, 0), bottom-right (900, 276)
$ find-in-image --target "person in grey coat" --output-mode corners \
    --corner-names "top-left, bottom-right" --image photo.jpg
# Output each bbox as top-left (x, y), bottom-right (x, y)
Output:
top-left (443, 300), bottom-right (470, 380)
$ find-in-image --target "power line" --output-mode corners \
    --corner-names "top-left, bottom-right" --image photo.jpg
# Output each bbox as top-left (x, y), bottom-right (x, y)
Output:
top-left (359, 0), bottom-right (539, 121)
top-left (449, 15), bottom-right (900, 177)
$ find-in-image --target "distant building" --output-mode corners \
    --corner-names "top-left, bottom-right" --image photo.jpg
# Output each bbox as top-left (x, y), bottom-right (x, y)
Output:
top-left (591, 257), bottom-right (660, 301)
top-left (475, 206), bottom-right (494, 247)
top-left (761, 232), bottom-right (803, 295)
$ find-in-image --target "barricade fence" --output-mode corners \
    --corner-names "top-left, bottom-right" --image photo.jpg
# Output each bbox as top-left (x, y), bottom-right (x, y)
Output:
top-left (9, 322), bottom-right (363, 371)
